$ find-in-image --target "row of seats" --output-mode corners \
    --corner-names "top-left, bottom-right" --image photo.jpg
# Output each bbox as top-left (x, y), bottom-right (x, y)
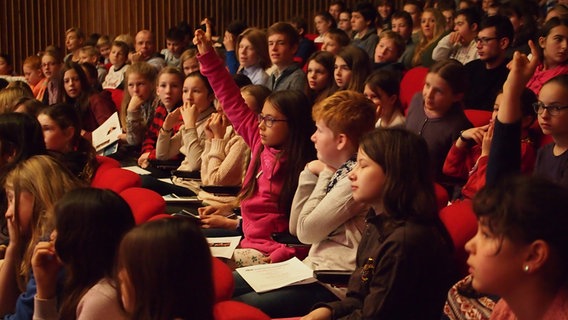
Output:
top-left (90, 156), bottom-right (270, 319)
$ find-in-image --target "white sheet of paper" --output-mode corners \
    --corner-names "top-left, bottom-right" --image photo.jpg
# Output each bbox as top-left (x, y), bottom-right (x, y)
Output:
top-left (208, 236), bottom-right (241, 259)
top-left (236, 257), bottom-right (316, 293)
top-left (92, 112), bottom-right (121, 152)
top-left (158, 178), bottom-right (174, 184)
top-left (122, 166), bottom-right (151, 175)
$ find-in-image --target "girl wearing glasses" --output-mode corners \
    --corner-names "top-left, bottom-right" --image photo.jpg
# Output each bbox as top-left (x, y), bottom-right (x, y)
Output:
top-left (526, 17), bottom-right (568, 95)
top-left (194, 28), bottom-right (316, 266)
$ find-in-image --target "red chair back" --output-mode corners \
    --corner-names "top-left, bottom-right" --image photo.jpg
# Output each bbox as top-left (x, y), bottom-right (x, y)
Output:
top-left (120, 187), bottom-right (166, 224)
top-left (439, 200), bottom-right (478, 277)
top-left (96, 155), bottom-right (120, 172)
top-left (104, 88), bottom-right (124, 114)
top-left (434, 183), bottom-right (449, 210)
top-left (464, 109), bottom-right (492, 127)
top-left (91, 167), bottom-right (142, 193)
top-left (213, 301), bottom-right (270, 320)
top-left (400, 66), bottom-right (428, 114)
top-left (212, 257), bottom-right (235, 302)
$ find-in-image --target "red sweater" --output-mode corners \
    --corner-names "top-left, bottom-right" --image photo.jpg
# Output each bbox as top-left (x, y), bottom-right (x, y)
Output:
top-left (443, 139), bottom-right (536, 199)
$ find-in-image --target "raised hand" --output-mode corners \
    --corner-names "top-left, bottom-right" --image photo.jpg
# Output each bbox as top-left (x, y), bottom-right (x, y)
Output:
top-left (193, 22), bottom-right (214, 55)
top-left (500, 40), bottom-right (540, 123)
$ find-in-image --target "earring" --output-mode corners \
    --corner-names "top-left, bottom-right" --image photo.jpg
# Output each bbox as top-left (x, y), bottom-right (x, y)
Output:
top-left (524, 265), bottom-right (530, 272)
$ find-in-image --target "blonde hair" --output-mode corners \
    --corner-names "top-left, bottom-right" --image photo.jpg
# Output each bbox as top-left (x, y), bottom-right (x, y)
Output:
top-left (180, 48), bottom-right (198, 65)
top-left (412, 8), bottom-right (446, 66)
top-left (120, 62), bottom-right (157, 127)
top-left (0, 86), bottom-right (34, 114)
top-left (96, 35), bottom-right (111, 48)
top-left (114, 34), bottom-right (134, 51)
top-left (79, 45), bottom-right (99, 58)
top-left (6, 155), bottom-right (83, 290)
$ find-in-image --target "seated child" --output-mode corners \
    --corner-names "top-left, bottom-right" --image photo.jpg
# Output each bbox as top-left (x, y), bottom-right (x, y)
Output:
top-left (321, 28), bottom-right (351, 56)
top-left (373, 30), bottom-right (405, 78)
top-left (78, 45), bottom-right (108, 84)
top-left (465, 176), bottom-right (568, 320)
top-left (102, 41), bottom-right (130, 90)
top-left (178, 85), bottom-right (270, 207)
top-left (194, 28), bottom-right (316, 265)
top-left (334, 45), bottom-right (371, 92)
top-left (117, 218), bottom-right (215, 319)
top-left (302, 128), bottom-right (455, 319)
top-left (58, 62), bottom-right (115, 134)
top-left (443, 90), bottom-right (537, 200)
top-left (406, 59), bottom-right (472, 191)
top-left (180, 48), bottom-right (200, 76)
top-left (32, 188), bottom-right (134, 319)
top-left (363, 69), bottom-right (406, 128)
top-left (232, 90), bottom-right (375, 318)
top-left (136, 66), bottom-right (184, 167)
top-left (305, 51), bottom-right (337, 105)
top-left (155, 71), bottom-right (216, 171)
top-left (0, 156), bottom-right (82, 318)
top-left (22, 55), bottom-right (46, 98)
top-left (37, 103), bottom-right (99, 183)
top-left (119, 62), bottom-right (157, 147)
top-left (96, 35), bottom-right (112, 65)
top-left (161, 27), bottom-right (186, 68)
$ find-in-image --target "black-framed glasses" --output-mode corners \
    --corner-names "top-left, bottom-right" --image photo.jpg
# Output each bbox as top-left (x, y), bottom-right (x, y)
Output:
top-left (474, 37), bottom-right (498, 45)
top-left (533, 101), bottom-right (568, 116)
top-left (258, 114), bottom-right (287, 127)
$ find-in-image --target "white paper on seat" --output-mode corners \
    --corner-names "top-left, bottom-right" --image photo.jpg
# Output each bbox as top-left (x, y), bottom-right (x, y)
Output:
top-left (122, 166), bottom-right (151, 175)
top-left (208, 236), bottom-right (241, 259)
top-left (236, 257), bottom-right (316, 293)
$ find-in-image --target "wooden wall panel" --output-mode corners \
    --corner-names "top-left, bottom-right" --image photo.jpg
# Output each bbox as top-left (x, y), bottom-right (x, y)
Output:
top-left (0, 0), bottom-right (382, 74)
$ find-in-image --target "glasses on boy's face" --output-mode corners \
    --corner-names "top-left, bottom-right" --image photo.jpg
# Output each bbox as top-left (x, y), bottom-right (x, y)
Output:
top-left (533, 101), bottom-right (568, 116)
top-left (257, 114), bottom-right (287, 128)
top-left (473, 36), bottom-right (498, 45)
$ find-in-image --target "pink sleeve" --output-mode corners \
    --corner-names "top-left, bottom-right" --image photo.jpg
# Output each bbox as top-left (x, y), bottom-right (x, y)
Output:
top-left (198, 50), bottom-right (259, 148)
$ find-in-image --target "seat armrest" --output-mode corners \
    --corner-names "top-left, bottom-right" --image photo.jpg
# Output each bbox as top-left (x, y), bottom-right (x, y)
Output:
top-left (313, 270), bottom-right (352, 285)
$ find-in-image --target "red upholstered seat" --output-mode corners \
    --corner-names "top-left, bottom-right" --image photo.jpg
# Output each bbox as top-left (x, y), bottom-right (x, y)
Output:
top-left (104, 88), bottom-right (124, 114)
top-left (119, 187), bottom-right (166, 224)
top-left (147, 213), bottom-right (173, 221)
top-left (213, 300), bottom-right (270, 320)
top-left (400, 66), bottom-right (428, 114)
top-left (91, 167), bottom-right (141, 193)
top-left (212, 257), bottom-right (235, 302)
top-left (434, 183), bottom-right (449, 210)
top-left (95, 155), bottom-right (120, 172)
top-left (464, 109), bottom-right (492, 127)
top-left (439, 199), bottom-right (478, 277)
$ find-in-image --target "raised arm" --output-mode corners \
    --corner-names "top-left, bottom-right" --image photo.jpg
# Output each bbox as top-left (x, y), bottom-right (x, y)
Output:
top-left (486, 41), bottom-right (539, 186)
top-left (194, 28), bottom-right (260, 147)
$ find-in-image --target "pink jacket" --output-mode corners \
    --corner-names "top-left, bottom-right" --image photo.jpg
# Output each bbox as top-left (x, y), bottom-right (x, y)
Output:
top-left (527, 64), bottom-right (568, 95)
top-left (198, 50), bottom-right (296, 263)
